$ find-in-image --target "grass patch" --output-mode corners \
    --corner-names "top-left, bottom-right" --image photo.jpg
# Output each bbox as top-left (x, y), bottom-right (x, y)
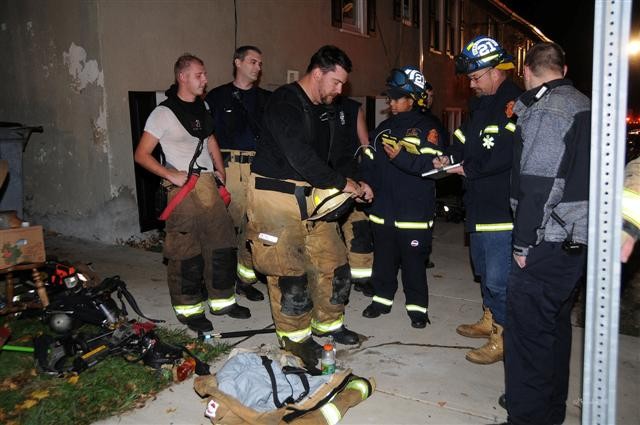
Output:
top-left (0, 316), bottom-right (228, 425)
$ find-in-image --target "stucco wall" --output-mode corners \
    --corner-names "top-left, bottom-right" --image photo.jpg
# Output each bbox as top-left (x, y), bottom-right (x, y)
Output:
top-left (0, 0), bottom-right (421, 243)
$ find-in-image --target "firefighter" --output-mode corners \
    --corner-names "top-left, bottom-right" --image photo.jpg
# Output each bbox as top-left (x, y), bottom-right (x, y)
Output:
top-left (205, 46), bottom-right (271, 302)
top-left (336, 96), bottom-right (374, 296)
top-left (245, 46), bottom-right (373, 366)
top-left (436, 36), bottom-right (521, 364)
top-left (360, 66), bottom-right (444, 328)
top-left (135, 54), bottom-right (250, 339)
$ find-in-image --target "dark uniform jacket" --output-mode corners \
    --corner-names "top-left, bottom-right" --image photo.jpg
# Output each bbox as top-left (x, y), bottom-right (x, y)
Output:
top-left (449, 80), bottom-right (522, 233)
top-left (251, 82), bottom-right (356, 189)
top-left (361, 109), bottom-right (445, 226)
top-left (205, 82), bottom-right (270, 151)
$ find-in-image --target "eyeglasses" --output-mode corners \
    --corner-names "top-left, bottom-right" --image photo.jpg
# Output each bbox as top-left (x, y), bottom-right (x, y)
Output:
top-left (467, 68), bottom-right (492, 83)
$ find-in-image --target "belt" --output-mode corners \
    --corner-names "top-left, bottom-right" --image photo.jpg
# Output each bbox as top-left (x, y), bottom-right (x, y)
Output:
top-left (222, 151), bottom-right (254, 165)
top-left (255, 176), bottom-right (312, 219)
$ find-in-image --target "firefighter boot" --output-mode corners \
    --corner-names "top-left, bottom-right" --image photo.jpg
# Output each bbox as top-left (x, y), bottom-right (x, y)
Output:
top-left (456, 306), bottom-right (493, 338)
top-left (279, 336), bottom-right (323, 369)
top-left (465, 323), bottom-right (503, 364)
top-left (235, 280), bottom-right (265, 301)
top-left (314, 326), bottom-right (360, 345)
top-left (362, 302), bottom-right (391, 318)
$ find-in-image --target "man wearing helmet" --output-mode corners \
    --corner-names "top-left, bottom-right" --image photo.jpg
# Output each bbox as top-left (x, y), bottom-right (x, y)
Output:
top-left (359, 66), bottom-right (444, 328)
top-left (436, 36), bottom-right (522, 364)
top-left (245, 45), bottom-right (373, 367)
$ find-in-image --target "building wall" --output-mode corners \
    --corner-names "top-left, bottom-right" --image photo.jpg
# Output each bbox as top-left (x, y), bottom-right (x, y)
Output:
top-left (0, 0), bottom-right (542, 243)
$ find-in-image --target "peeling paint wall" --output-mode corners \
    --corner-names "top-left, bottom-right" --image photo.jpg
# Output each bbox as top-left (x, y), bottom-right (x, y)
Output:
top-left (0, 0), bottom-right (420, 243)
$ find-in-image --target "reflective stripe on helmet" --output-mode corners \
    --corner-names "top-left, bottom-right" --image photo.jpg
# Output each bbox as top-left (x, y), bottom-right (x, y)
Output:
top-left (173, 303), bottom-right (205, 317)
top-left (312, 315), bottom-right (344, 333)
top-left (208, 296), bottom-right (236, 311)
top-left (372, 295), bottom-right (393, 306)
top-left (276, 327), bottom-right (312, 342)
top-left (406, 304), bottom-right (427, 314)
top-left (475, 223), bottom-right (514, 232)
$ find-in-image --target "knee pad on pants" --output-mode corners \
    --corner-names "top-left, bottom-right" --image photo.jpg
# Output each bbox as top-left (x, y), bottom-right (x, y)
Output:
top-left (169, 255), bottom-right (204, 296)
top-left (351, 220), bottom-right (373, 254)
top-left (330, 264), bottom-right (351, 305)
top-left (278, 275), bottom-right (312, 316)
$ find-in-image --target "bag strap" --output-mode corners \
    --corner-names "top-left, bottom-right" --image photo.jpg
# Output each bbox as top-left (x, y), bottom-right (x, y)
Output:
top-left (260, 356), bottom-right (311, 408)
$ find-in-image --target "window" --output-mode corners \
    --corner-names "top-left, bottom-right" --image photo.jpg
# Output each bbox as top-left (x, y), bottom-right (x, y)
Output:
top-left (428, 0), bottom-right (441, 52)
top-left (516, 39), bottom-right (534, 77)
top-left (393, 0), bottom-right (419, 27)
top-left (442, 107), bottom-right (464, 147)
top-left (487, 16), bottom-right (497, 39)
top-left (331, 0), bottom-right (376, 35)
top-left (427, 0), bottom-right (464, 55)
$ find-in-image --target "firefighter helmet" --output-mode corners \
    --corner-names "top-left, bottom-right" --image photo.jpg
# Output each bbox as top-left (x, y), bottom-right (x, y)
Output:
top-left (454, 35), bottom-right (514, 74)
top-left (385, 66), bottom-right (431, 109)
top-left (308, 187), bottom-right (353, 221)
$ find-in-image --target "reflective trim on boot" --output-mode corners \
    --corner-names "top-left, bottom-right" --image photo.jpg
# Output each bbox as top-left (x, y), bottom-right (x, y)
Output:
top-left (465, 323), bottom-right (503, 364)
top-left (276, 327), bottom-right (312, 343)
top-left (311, 315), bottom-right (344, 334)
top-left (208, 295), bottom-right (237, 311)
top-left (456, 306), bottom-right (493, 338)
top-left (173, 302), bottom-right (205, 317)
top-left (236, 263), bottom-right (257, 282)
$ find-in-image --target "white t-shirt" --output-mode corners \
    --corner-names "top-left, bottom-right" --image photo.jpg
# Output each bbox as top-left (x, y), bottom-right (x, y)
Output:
top-left (144, 105), bottom-right (214, 172)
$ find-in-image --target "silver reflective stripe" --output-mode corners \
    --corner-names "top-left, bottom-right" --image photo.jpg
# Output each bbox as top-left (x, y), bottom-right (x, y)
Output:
top-left (276, 327), bottom-right (312, 342)
top-left (208, 296), bottom-right (236, 311)
top-left (372, 295), bottom-right (393, 306)
top-left (394, 220), bottom-right (433, 229)
top-left (173, 303), bottom-right (205, 317)
top-left (320, 403), bottom-right (342, 425)
top-left (406, 304), bottom-right (427, 314)
top-left (475, 223), bottom-right (513, 232)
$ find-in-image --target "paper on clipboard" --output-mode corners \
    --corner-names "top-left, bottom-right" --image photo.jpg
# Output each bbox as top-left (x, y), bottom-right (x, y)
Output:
top-left (421, 162), bottom-right (463, 178)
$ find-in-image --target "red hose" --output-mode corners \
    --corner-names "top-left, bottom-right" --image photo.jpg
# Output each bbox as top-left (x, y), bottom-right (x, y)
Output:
top-left (158, 174), bottom-right (199, 221)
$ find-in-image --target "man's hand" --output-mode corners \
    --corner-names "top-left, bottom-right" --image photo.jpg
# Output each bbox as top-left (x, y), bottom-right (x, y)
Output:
top-left (343, 178), bottom-right (364, 198)
top-left (214, 170), bottom-right (226, 185)
top-left (356, 181), bottom-right (374, 203)
top-left (383, 143), bottom-right (401, 160)
top-left (166, 169), bottom-right (188, 187)
top-left (621, 231), bottom-right (637, 263)
top-left (432, 155), bottom-right (450, 168)
top-left (513, 253), bottom-right (527, 268)
top-left (446, 165), bottom-right (466, 176)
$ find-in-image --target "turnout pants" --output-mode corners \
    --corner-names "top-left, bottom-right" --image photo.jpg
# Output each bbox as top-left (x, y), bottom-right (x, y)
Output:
top-left (246, 173), bottom-right (351, 342)
top-left (164, 173), bottom-right (238, 330)
top-left (222, 149), bottom-right (258, 284)
top-left (340, 208), bottom-right (373, 283)
top-left (505, 241), bottom-right (586, 425)
top-left (370, 223), bottom-right (432, 320)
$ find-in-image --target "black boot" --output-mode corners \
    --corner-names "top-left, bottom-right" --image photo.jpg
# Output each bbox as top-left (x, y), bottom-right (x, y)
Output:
top-left (409, 312), bottom-right (431, 329)
top-left (362, 302), bottom-right (391, 318)
top-left (210, 303), bottom-right (251, 319)
top-left (353, 280), bottom-right (375, 297)
top-left (313, 326), bottom-right (360, 345)
top-left (235, 280), bottom-right (265, 301)
top-left (280, 336), bottom-right (322, 369)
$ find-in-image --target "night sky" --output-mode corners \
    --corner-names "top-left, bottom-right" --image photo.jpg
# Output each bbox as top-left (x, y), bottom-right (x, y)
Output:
top-left (502, 0), bottom-right (639, 112)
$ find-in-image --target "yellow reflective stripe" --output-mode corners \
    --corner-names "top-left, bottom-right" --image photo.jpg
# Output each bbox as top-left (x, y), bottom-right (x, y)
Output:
top-left (505, 122), bottom-right (516, 132)
top-left (320, 403), bottom-right (342, 425)
top-left (346, 379), bottom-right (370, 400)
top-left (483, 125), bottom-right (499, 134)
top-left (419, 147), bottom-right (444, 155)
top-left (372, 295), bottom-right (393, 306)
top-left (312, 315), bottom-right (344, 333)
top-left (237, 263), bottom-right (256, 281)
top-left (401, 136), bottom-right (420, 146)
top-left (454, 129), bottom-right (466, 143)
top-left (623, 188), bottom-right (640, 229)
top-left (475, 223), bottom-right (514, 232)
top-left (394, 220), bottom-right (433, 229)
top-left (173, 303), bottom-right (205, 317)
top-left (364, 147), bottom-right (374, 160)
top-left (208, 296), bottom-right (236, 311)
top-left (406, 304), bottom-right (427, 314)
top-left (351, 267), bottom-right (372, 279)
top-left (369, 214), bottom-right (385, 225)
top-left (276, 327), bottom-right (312, 342)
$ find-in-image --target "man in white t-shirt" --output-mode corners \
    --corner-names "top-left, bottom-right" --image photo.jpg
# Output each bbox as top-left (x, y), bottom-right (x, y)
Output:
top-left (135, 53), bottom-right (250, 339)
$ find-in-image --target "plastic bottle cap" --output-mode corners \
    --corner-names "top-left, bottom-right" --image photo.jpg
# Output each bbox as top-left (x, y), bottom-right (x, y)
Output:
top-left (21, 222), bottom-right (29, 227)
top-left (323, 343), bottom-right (334, 351)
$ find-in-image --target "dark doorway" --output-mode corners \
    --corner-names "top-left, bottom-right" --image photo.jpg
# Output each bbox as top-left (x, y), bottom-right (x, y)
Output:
top-left (129, 91), bottom-right (164, 232)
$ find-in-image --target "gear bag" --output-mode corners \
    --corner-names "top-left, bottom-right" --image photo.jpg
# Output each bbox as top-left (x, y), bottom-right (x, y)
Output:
top-left (194, 351), bottom-right (375, 424)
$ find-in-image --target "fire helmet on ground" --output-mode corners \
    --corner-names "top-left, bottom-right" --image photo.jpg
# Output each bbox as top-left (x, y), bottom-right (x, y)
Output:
top-left (308, 187), bottom-right (353, 221)
top-left (454, 35), bottom-right (515, 74)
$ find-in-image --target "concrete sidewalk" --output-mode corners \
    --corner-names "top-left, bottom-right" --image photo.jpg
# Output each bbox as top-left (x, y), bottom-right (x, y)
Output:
top-left (44, 221), bottom-right (639, 425)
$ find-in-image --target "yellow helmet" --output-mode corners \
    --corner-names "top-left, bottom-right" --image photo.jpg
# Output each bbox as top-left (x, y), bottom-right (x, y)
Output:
top-left (307, 187), bottom-right (353, 221)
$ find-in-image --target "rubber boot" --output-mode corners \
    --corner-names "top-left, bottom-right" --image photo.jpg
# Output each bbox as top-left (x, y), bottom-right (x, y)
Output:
top-left (279, 336), bottom-right (323, 369)
top-left (456, 306), bottom-right (493, 338)
top-left (465, 323), bottom-right (503, 364)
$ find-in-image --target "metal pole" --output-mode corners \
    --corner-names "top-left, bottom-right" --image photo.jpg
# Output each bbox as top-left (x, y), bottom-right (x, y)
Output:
top-left (583, 1), bottom-right (632, 424)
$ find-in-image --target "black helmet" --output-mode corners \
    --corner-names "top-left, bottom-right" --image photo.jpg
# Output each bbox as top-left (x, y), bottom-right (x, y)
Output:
top-left (385, 66), bottom-right (431, 109)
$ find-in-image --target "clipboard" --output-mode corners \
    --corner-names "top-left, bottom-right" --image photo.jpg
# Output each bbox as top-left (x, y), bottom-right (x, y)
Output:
top-left (421, 162), bottom-right (462, 178)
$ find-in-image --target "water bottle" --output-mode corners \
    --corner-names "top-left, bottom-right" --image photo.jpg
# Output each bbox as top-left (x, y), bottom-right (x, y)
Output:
top-left (321, 343), bottom-right (336, 375)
